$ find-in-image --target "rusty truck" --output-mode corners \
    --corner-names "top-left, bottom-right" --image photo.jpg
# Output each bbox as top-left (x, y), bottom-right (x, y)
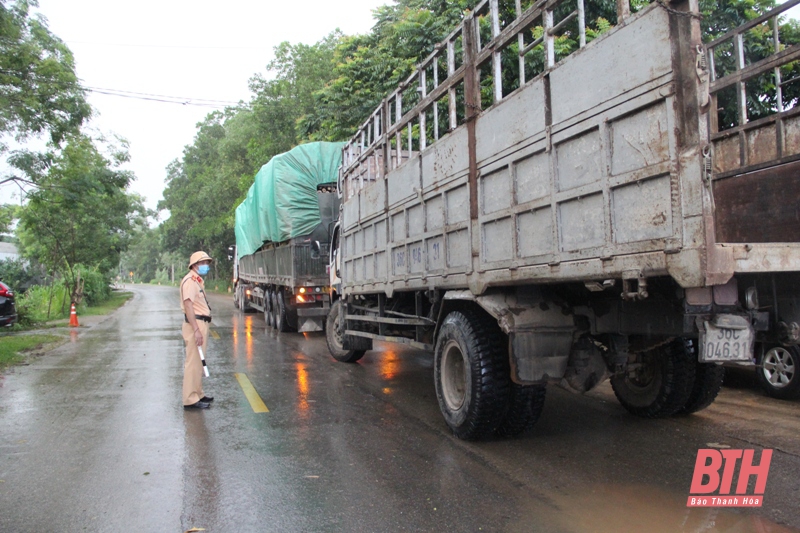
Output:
top-left (324, 0), bottom-right (800, 438)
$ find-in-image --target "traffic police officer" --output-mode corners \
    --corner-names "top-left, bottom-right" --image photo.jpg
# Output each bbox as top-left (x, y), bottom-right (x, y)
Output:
top-left (181, 251), bottom-right (214, 409)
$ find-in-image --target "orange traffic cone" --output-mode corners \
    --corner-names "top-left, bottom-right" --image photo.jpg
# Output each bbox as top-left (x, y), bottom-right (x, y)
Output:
top-left (69, 303), bottom-right (79, 327)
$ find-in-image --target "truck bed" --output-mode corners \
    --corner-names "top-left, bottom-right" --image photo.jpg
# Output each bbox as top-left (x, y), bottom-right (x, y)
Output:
top-left (338, 0), bottom-right (800, 297)
top-left (239, 240), bottom-right (328, 288)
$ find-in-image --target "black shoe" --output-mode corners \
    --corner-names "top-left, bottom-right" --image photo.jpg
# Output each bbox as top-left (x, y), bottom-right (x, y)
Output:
top-left (184, 401), bottom-right (210, 409)
top-left (200, 396), bottom-right (214, 402)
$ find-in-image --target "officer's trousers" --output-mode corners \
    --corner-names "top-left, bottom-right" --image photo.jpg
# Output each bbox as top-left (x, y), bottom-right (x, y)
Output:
top-left (182, 320), bottom-right (209, 405)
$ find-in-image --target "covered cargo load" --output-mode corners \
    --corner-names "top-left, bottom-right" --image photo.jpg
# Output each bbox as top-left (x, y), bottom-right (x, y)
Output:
top-left (235, 142), bottom-right (345, 259)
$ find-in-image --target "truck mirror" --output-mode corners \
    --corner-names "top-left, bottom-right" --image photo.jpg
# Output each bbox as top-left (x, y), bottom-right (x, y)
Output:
top-left (310, 241), bottom-right (321, 259)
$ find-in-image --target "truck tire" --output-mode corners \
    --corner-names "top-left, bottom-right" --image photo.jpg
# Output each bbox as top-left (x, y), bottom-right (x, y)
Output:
top-left (680, 340), bottom-right (725, 414)
top-left (240, 287), bottom-right (251, 312)
top-left (494, 383), bottom-right (546, 437)
top-left (610, 339), bottom-right (695, 418)
top-left (434, 309), bottom-right (510, 440)
top-left (264, 290), bottom-right (274, 328)
top-left (757, 345), bottom-right (800, 400)
top-left (270, 292), bottom-right (279, 329)
top-left (276, 291), bottom-right (294, 333)
top-left (325, 299), bottom-right (365, 363)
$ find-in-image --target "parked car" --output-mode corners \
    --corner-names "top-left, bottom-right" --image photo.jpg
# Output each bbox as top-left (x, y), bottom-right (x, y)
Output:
top-left (755, 344), bottom-right (800, 400)
top-left (0, 281), bottom-right (17, 327)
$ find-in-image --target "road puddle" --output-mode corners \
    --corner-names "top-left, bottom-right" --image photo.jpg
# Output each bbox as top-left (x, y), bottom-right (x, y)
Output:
top-left (543, 484), bottom-right (796, 532)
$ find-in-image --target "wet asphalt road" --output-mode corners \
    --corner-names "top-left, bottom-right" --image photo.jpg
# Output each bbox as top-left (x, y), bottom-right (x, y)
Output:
top-left (0, 284), bottom-right (799, 532)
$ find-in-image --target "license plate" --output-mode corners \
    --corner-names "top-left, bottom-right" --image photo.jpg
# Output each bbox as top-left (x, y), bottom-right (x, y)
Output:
top-left (699, 319), bottom-right (753, 362)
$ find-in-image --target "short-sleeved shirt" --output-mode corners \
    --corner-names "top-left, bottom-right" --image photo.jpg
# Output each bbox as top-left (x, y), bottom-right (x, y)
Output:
top-left (180, 271), bottom-right (211, 317)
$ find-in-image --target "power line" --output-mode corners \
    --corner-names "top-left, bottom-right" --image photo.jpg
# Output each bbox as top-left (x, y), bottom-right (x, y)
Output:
top-left (0, 70), bottom-right (244, 108)
top-left (85, 86), bottom-right (242, 108)
top-left (66, 40), bottom-right (268, 51)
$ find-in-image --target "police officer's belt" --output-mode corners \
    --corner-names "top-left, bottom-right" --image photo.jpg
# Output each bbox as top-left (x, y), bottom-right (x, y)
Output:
top-left (185, 314), bottom-right (212, 323)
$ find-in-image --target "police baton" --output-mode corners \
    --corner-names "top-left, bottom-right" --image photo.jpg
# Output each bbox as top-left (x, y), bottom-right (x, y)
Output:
top-left (198, 347), bottom-right (210, 377)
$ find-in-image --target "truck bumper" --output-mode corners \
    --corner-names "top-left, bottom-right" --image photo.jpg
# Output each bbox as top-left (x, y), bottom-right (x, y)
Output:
top-left (296, 306), bottom-right (330, 333)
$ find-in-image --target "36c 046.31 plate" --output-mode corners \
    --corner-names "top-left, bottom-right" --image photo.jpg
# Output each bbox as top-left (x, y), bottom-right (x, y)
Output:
top-left (699, 315), bottom-right (754, 363)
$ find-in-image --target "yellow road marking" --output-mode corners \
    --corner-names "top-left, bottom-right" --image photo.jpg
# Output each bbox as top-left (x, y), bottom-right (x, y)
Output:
top-left (234, 373), bottom-right (269, 413)
top-left (209, 329), bottom-right (220, 339)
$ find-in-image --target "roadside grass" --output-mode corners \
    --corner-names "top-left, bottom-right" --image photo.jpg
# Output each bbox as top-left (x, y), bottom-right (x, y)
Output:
top-left (0, 334), bottom-right (62, 369)
top-left (78, 291), bottom-right (133, 317)
top-left (7, 291), bottom-right (133, 332)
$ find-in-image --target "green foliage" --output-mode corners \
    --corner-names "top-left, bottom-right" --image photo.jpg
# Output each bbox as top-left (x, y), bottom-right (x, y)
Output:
top-left (16, 283), bottom-right (69, 322)
top-left (700, 0), bottom-right (800, 129)
top-left (0, 257), bottom-right (45, 292)
top-left (75, 264), bottom-right (110, 305)
top-left (13, 134), bottom-right (143, 301)
top-left (0, 204), bottom-right (17, 233)
top-left (304, 0), bottom-right (472, 141)
top-left (119, 223), bottom-right (163, 282)
top-left (0, 0), bottom-right (91, 152)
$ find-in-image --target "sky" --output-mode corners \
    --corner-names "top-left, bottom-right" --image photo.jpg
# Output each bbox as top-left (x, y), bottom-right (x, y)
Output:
top-left (4, 0), bottom-right (389, 216)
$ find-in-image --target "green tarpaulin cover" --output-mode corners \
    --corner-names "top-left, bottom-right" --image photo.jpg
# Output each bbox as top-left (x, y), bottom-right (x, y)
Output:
top-left (235, 142), bottom-right (344, 259)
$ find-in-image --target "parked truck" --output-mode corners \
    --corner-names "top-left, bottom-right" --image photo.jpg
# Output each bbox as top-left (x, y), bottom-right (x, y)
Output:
top-left (324, 0), bottom-right (800, 439)
top-left (233, 142), bottom-right (344, 332)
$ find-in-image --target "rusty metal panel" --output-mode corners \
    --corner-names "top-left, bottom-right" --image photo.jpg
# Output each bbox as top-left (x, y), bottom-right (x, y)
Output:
top-left (408, 240), bottom-right (425, 274)
top-left (376, 220), bottom-right (387, 248)
top-left (517, 209), bottom-right (553, 259)
top-left (391, 211), bottom-right (406, 241)
top-left (555, 129), bottom-right (602, 192)
top-left (360, 181), bottom-right (385, 222)
top-left (785, 115), bottom-right (800, 157)
top-left (408, 204), bottom-right (424, 236)
top-left (483, 217), bottom-right (514, 263)
top-left (447, 229), bottom-right (470, 269)
top-left (609, 102), bottom-right (670, 175)
top-left (392, 245), bottom-right (407, 276)
top-left (420, 128), bottom-right (469, 190)
top-left (745, 124), bottom-right (778, 167)
top-left (714, 160), bottom-right (800, 243)
top-left (474, 79), bottom-right (546, 164)
top-left (376, 251), bottom-right (388, 280)
top-left (558, 194), bottom-right (606, 252)
top-left (426, 196), bottom-right (445, 231)
top-left (388, 158), bottom-right (420, 207)
top-left (365, 251), bottom-right (374, 281)
top-left (427, 236), bottom-right (445, 271)
top-left (446, 184), bottom-right (470, 224)
top-left (480, 167), bottom-right (512, 215)
top-left (549, 6), bottom-right (671, 125)
top-left (712, 135), bottom-right (741, 175)
top-left (353, 257), bottom-right (363, 282)
top-left (612, 175), bottom-right (673, 243)
top-left (342, 194), bottom-right (360, 231)
top-left (514, 151), bottom-right (550, 204)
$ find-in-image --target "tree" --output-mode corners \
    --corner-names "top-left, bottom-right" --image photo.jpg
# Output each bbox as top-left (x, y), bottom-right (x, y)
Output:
top-left (14, 133), bottom-right (143, 302)
top-left (303, 0), bottom-right (473, 141)
top-left (248, 33), bottom-right (341, 162)
top-left (0, 203), bottom-right (16, 234)
top-left (0, 0), bottom-right (91, 154)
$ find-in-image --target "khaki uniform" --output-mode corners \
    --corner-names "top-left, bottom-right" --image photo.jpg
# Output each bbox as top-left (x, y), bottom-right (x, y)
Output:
top-left (180, 272), bottom-right (212, 405)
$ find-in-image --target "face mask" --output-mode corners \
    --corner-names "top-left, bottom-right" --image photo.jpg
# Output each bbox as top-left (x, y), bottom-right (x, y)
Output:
top-left (197, 265), bottom-right (210, 276)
